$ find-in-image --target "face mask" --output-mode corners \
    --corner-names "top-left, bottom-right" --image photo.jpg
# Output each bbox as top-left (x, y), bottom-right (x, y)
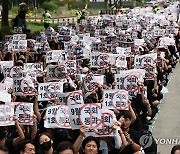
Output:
top-left (40, 140), bottom-right (51, 151)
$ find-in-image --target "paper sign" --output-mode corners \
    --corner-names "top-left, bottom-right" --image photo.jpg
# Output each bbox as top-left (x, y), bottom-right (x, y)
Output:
top-left (0, 92), bottom-right (11, 102)
top-left (13, 77), bottom-right (35, 96)
top-left (15, 102), bottom-right (34, 125)
top-left (38, 82), bottom-right (64, 101)
top-left (24, 63), bottom-right (43, 76)
top-left (44, 105), bottom-right (71, 129)
top-left (102, 89), bottom-right (129, 110)
top-left (69, 103), bottom-right (102, 130)
top-left (0, 105), bottom-right (15, 126)
top-left (86, 109), bottom-right (115, 137)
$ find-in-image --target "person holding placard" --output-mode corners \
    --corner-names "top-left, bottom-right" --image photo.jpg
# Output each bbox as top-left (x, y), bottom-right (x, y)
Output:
top-left (0, 115), bottom-right (25, 154)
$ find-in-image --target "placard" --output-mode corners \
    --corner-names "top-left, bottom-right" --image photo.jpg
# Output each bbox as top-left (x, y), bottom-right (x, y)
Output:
top-left (15, 102), bottom-right (34, 125)
top-left (69, 103), bottom-right (102, 130)
top-left (0, 105), bottom-right (15, 126)
top-left (38, 82), bottom-right (64, 101)
top-left (13, 77), bottom-right (35, 96)
top-left (24, 63), bottom-right (43, 76)
top-left (0, 91), bottom-right (11, 102)
top-left (44, 105), bottom-right (71, 129)
top-left (102, 89), bottom-right (129, 110)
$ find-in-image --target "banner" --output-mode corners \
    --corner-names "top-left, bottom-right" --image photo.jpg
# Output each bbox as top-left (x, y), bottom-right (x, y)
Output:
top-left (90, 52), bottom-right (110, 68)
top-left (82, 74), bottom-right (98, 98)
top-left (85, 109), bottom-right (115, 137)
top-left (46, 50), bottom-right (65, 63)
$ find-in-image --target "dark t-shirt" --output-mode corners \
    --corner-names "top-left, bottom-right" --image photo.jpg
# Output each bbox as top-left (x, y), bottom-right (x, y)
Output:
top-left (5, 139), bottom-right (14, 154)
top-left (18, 10), bottom-right (26, 19)
top-left (120, 129), bottom-right (140, 154)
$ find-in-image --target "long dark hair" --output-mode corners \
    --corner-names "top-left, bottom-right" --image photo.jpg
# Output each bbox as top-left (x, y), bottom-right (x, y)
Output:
top-left (171, 145), bottom-right (180, 154)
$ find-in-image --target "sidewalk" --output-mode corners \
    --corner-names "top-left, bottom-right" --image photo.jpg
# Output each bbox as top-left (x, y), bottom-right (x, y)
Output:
top-left (152, 63), bottom-right (180, 153)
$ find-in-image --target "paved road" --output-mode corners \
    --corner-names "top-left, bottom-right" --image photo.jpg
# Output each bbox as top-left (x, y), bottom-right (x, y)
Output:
top-left (152, 63), bottom-right (180, 153)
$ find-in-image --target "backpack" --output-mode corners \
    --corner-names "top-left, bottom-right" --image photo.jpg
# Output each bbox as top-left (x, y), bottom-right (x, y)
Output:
top-left (139, 129), bottom-right (157, 154)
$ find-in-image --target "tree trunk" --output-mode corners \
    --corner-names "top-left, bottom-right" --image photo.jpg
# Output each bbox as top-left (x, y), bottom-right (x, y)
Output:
top-left (1, 0), bottom-right (10, 40)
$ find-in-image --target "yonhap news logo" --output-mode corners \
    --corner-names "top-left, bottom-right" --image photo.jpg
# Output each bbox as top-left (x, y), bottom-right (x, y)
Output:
top-left (140, 135), bottom-right (180, 149)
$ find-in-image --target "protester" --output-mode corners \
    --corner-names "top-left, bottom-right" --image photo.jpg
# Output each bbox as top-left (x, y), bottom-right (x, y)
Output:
top-left (0, 2), bottom-right (179, 154)
top-left (37, 133), bottom-right (55, 154)
top-left (0, 146), bottom-right (8, 154)
top-left (16, 139), bottom-right (36, 154)
top-left (56, 141), bottom-right (74, 154)
top-left (171, 145), bottom-right (180, 154)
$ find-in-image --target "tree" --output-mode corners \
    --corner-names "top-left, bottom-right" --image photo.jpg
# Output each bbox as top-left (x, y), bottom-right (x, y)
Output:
top-left (1, 0), bottom-right (10, 40)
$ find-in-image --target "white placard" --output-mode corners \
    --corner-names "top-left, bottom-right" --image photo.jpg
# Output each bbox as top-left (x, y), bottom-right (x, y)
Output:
top-left (0, 105), bottom-right (15, 126)
top-left (44, 105), bottom-right (71, 129)
top-left (15, 102), bottom-right (34, 125)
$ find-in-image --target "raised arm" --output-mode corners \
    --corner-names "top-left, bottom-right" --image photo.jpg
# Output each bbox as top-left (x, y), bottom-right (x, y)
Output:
top-left (128, 100), bottom-right (136, 124)
top-left (13, 115), bottom-right (25, 147)
top-left (33, 90), bottom-right (41, 122)
top-left (124, 132), bottom-right (141, 152)
top-left (31, 115), bottom-right (38, 140)
top-left (73, 125), bottom-right (88, 154)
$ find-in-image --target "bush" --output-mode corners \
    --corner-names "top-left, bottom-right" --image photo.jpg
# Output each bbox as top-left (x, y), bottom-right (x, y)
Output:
top-left (54, 1), bottom-right (65, 6)
top-left (10, 6), bottom-right (18, 16)
top-left (71, 1), bottom-right (87, 9)
top-left (42, 2), bottom-right (59, 11)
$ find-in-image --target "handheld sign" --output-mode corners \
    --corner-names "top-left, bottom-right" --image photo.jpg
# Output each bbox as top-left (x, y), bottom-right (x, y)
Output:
top-left (15, 102), bottom-right (34, 125)
top-left (102, 89), bottom-right (129, 110)
top-left (0, 105), bottom-right (15, 126)
top-left (44, 105), bottom-right (71, 129)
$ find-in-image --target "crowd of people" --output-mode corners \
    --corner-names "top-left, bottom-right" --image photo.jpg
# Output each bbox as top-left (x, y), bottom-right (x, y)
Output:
top-left (0, 1), bottom-right (180, 154)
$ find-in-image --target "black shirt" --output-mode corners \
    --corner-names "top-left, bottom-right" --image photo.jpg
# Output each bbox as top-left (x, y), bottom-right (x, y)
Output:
top-left (5, 139), bottom-right (14, 154)
top-left (120, 129), bottom-right (140, 154)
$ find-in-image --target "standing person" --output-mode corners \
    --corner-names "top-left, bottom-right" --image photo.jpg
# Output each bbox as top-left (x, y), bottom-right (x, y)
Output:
top-left (43, 8), bottom-right (51, 30)
top-left (18, 3), bottom-right (27, 30)
top-left (0, 115), bottom-right (25, 154)
top-left (76, 8), bottom-right (83, 24)
top-left (152, 5), bottom-right (159, 14)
